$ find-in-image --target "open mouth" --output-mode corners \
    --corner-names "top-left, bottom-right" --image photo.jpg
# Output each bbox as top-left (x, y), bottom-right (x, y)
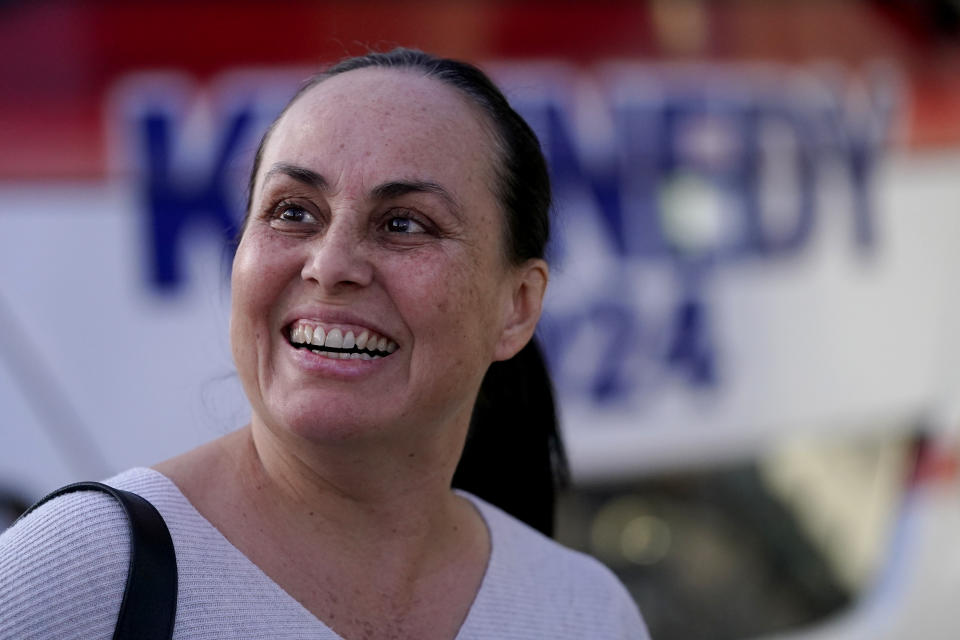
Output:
top-left (287, 321), bottom-right (397, 360)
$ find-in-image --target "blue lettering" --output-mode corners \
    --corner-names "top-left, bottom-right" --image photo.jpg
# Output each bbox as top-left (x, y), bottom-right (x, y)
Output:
top-left (613, 96), bottom-right (674, 259)
top-left (119, 63), bottom-right (894, 409)
top-left (139, 105), bottom-right (253, 289)
top-left (818, 77), bottom-right (897, 250)
top-left (743, 103), bottom-right (817, 256)
top-left (513, 96), bottom-right (629, 261)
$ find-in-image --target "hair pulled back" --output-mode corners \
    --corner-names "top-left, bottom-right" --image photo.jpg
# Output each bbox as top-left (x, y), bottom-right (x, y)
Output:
top-left (246, 48), bottom-right (567, 536)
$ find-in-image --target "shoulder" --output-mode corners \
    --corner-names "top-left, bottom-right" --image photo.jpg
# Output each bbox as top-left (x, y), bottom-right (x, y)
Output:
top-left (0, 477), bottom-right (136, 639)
top-left (461, 492), bottom-right (651, 639)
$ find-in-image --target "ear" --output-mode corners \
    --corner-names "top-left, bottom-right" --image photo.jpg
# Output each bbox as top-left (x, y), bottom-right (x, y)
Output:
top-left (493, 258), bottom-right (549, 362)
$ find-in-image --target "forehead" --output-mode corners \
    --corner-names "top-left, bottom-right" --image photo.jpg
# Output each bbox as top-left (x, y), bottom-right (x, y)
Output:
top-left (257, 68), bottom-right (500, 200)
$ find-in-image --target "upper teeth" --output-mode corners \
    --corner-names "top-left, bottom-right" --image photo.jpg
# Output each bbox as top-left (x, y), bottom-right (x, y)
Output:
top-left (289, 322), bottom-right (397, 357)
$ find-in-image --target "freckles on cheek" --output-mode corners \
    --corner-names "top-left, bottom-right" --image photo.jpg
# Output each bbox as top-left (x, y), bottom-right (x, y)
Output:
top-left (394, 246), bottom-right (502, 348)
top-left (407, 258), bottom-right (475, 316)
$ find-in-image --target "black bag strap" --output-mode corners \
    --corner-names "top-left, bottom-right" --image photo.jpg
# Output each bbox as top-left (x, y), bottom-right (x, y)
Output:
top-left (19, 481), bottom-right (178, 640)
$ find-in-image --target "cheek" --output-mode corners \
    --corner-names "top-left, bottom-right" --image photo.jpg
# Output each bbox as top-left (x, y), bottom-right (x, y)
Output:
top-left (228, 257), bottom-right (260, 384)
top-left (230, 248), bottom-right (264, 341)
top-left (232, 231), bottom-right (296, 312)
top-left (391, 248), bottom-right (507, 356)
top-left (229, 235), bottom-right (294, 366)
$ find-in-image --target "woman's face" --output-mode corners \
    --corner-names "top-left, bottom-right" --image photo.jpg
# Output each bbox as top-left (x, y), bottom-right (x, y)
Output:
top-left (232, 68), bottom-right (544, 448)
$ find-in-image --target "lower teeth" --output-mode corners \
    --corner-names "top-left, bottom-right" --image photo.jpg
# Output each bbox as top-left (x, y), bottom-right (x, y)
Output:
top-left (300, 344), bottom-right (382, 359)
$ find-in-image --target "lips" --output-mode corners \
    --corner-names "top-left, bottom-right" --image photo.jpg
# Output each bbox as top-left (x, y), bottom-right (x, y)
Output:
top-left (287, 320), bottom-right (398, 360)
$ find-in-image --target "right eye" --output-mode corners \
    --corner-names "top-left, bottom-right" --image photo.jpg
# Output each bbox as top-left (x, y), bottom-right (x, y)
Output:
top-left (275, 204), bottom-right (316, 223)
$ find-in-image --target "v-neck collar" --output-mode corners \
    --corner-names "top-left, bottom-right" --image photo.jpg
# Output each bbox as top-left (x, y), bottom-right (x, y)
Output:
top-left (132, 467), bottom-right (498, 640)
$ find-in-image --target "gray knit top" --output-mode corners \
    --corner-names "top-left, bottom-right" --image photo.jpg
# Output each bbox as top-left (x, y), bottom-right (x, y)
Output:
top-left (0, 467), bottom-right (648, 639)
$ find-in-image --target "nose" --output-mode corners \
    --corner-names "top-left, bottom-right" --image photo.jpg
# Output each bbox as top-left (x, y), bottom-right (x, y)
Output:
top-left (300, 221), bottom-right (374, 293)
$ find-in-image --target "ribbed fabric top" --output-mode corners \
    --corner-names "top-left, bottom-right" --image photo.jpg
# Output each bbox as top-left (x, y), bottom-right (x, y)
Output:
top-left (1, 467), bottom-right (648, 639)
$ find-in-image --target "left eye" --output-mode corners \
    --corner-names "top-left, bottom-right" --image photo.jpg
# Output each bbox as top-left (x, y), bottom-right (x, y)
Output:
top-left (386, 216), bottom-right (426, 234)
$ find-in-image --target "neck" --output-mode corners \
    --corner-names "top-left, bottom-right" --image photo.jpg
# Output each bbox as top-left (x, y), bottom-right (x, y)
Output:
top-left (234, 420), bottom-right (491, 616)
top-left (243, 421), bottom-right (464, 547)
top-left (155, 421), bottom-right (491, 639)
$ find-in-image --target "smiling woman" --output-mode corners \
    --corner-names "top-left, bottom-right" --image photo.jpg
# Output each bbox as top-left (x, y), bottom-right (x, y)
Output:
top-left (0, 49), bottom-right (649, 640)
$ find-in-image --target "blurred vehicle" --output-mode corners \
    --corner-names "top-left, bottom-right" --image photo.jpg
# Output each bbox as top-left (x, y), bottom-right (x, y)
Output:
top-left (556, 429), bottom-right (960, 640)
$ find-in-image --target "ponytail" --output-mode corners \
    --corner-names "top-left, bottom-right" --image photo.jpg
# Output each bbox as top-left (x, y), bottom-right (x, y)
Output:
top-left (452, 337), bottom-right (569, 537)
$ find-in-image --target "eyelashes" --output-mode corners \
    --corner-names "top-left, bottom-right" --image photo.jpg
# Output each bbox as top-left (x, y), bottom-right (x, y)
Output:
top-left (264, 198), bottom-right (439, 238)
top-left (384, 214), bottom-right (428, 235)
top-left (274, 203), bottom-right (316, 224)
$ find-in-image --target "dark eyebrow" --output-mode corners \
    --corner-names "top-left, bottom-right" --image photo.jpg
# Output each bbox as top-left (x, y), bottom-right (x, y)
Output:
top-left (263, 163), bottom-right (327, 190)
top-left (263, 165), bottom-right (463, 218)
top-left (372, 180), bottom-right (463, 218)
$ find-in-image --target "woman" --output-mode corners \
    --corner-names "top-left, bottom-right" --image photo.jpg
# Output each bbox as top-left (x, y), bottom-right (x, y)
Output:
top-left (0, 49), bottom-right (648, 639)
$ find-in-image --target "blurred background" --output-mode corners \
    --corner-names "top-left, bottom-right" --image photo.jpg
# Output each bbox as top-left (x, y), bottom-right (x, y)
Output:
top-left (2, 1), bottom-right (960, 638)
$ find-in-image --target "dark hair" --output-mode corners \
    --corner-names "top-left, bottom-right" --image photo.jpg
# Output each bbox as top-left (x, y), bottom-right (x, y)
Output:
top-left (245, 48), bottom-right (567, 536)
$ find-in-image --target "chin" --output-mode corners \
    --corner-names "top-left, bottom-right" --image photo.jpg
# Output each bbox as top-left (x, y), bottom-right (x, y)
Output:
top-left (262, 394), bottom-right (395, 445)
